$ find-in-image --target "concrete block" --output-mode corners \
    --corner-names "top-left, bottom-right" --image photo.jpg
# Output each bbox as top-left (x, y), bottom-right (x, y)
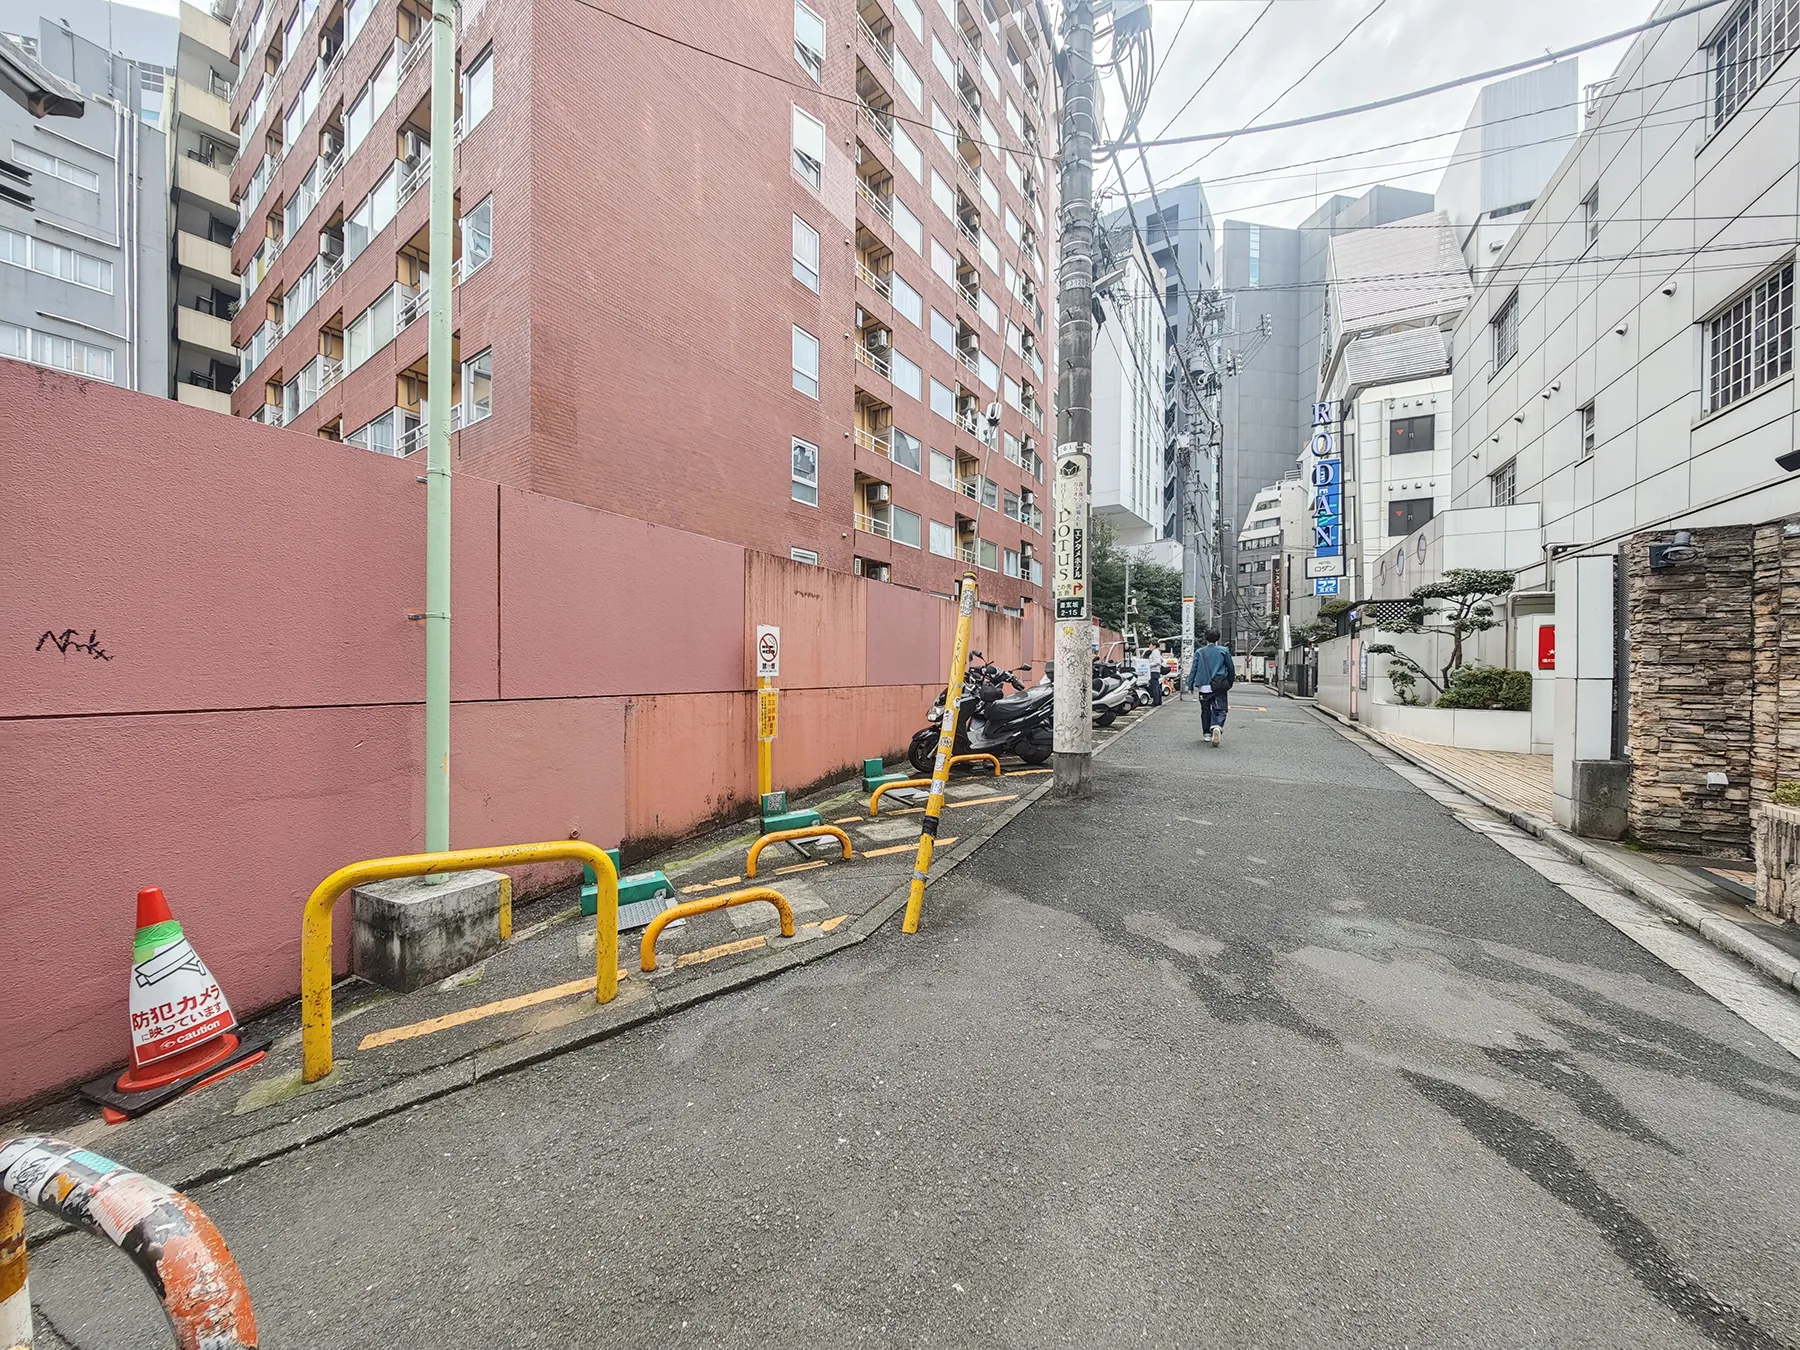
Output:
top-left (352, 870), bottom-right (506, 992)
top-left (1570, 759), bottom-right (1632, 840)
top-left (762, 807), bottom-right (823, 833)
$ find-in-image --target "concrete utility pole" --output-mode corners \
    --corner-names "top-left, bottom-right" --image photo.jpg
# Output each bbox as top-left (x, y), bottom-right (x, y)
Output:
top-left (423, 0), bottom-right (455, 860)
top-left (1052, 0), bottom-right (1096, 797)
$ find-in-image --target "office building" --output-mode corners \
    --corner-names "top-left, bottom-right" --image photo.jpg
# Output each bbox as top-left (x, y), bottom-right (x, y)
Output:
top-left (225, 0), bottom-right (1057, 607)
top-left (1091, 228), bottom-right (1164, 551)
top-left (169, 2), bottom-right (242, 411)
top-left (0, 19), bottom-right (168, 393)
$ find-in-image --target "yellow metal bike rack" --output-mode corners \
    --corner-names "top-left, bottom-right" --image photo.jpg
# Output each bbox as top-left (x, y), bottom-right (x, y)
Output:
top-left (869, 777), bottom-right (931, 815)
top-left (745, 825), bottom-right (852, 879)
top-left (300, 841), bottom-right (620, 1083)
top-left (948, 753), bottom-right (1003, 777)
top-left (639, 887), bottom-right (795, 971)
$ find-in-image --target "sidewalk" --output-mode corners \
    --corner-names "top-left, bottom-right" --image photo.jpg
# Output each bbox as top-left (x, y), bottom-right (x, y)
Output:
top-left (1314, 706), bottom-right (1800, 997)
top-left (5, 711), bottom-right (1153, 1202)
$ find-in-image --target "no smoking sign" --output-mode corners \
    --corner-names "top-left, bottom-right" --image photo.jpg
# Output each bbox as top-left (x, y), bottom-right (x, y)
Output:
top-left (755, 625), bottom-right (781, 679)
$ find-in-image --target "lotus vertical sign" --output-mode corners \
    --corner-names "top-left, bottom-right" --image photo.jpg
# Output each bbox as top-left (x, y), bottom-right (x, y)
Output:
top-left (1053, 451), bottom-right (1090, 620)
top-left (1309, 401), bottom-right (1344, 596)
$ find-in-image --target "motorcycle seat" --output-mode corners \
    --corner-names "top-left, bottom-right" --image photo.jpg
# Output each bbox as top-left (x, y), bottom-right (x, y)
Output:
top-left (982, 687), bottom-right (1050, 723)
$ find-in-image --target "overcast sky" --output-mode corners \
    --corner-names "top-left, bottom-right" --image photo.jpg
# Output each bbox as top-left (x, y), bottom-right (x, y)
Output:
top-left (1116, 0), bottom-right (1656, 228)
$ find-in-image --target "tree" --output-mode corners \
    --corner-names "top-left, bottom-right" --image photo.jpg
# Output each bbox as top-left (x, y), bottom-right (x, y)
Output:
top-left (1366, 568), bottom-right (1516, 704)
top-left (1088, 519), bottom-right (1184, 646)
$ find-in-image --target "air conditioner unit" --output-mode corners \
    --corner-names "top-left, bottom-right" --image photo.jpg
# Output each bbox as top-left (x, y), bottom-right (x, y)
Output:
top-left (873, 563), bottom-right (891, 582)
top-left (868, 483), bottom-right (891, 505)
top-left (1020, 331), bottom-right (1036, 354)
top-left (1021, 543), bottom-right (1034, 561)
top-left (1021, 488), bottom-right (1036, 507)
top-left (402, 131), bottom-right (427, 162)
top-left (867, 329), bottom-right (891, 352)
top-left (319, 231), bottom-right (344, 259)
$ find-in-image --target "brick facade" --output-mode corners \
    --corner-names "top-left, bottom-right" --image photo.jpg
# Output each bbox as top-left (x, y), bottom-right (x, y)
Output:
top-left (225, 0), bottom-right (1053, 616)
top-left (1627, 521), bottom-right (1800, 853)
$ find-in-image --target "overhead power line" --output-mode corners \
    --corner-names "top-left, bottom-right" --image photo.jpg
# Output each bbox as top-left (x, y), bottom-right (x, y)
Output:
top-left (1105, 0), bottom-right (1732, 153)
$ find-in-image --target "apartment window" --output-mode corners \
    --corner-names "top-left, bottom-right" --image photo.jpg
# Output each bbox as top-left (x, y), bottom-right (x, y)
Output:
top-left (1003, 374), bottom-right (1020, 410)
top-left (892, 428), bottom-right (923, 473)
top-left (790, 547), bottom-right (820, 565)
top-left (893, 506), bottom-right (922, 548)
top-left (1580, 401), bottom-right (1596, 460)
top-left (794, 0), bottom-right (825, 80)
top-left (930, 309), bottom-right (954, 353)
top-left (930, 448), bottom-right (955, 489)
top-left (929, 519), bottom-right (955, 556)
top-left (792, 213), bottom-right (820, 291)
top-left (461, 196), bottom-right (494, 275)
top-left (345, 167), bottom-right (396, 261)
top-left (893, 199), bottom-right (922, 253)
top-left (1708, 261), bottom-right (1793, 410)
top-left (1247, 224), bottom-right (1260, 287)
top-left (930, 377), bottom-right (955, 421)
top-left (461, 349), bottom-right (493, 423)
top-left (892, 272), bottom-right (923, 326)
top-left (791, 437), bottom-right (820, 505)
top-left (1492, 289), bottom-right (1519, 370)
top-left (1388, 496), bottom-right (1435, 537)
top-left (979, 232), bottom-right (1000, 273)
top-left (893, 125), bottom-right (922, 179)
top-left (1581, 188), bottom-right (1599, 249)
top-left (931, 102), bottom-right (954, 154)
top-left (792, 325), bottom-right (820, 397)
top-left (931, 170), bottom-right (955, 219)
top-left (346, 285), bottom-right (397, 369)
top-left (931, 35), bottom-right (956, 86)
top-left (978, 538), bottom-right (998, 570)
top-left (977, 351), bottom-right (999, 389)
top-left (1004, 206), bottom-right (1022, 243)
top-left (1712, 0), bottom-right (1800, 130)
top-left (792, 106), bottom-right (825, 189)
top-left (891, 349), bottom-right (922, 399)
top-left (896, 0), bottom-right (924, 41)
top-left (370, 48), bottom-right (397, 119)
top-left (894, 51), bottom-right (922, 108)
top-left (13, 142), bottom-right (98, 192)
top-left (464, 47), bottom-right (494, 132)
top-left (1491, 459), bottom-right (1517, 507)
top-left (931, 239), bottom-right (954, 285)
top-left (1389, 415), bottom-right (1434, 455)
top-left (346, 86), bottom-right (372, 152)
top-left (0, 228), bottom-right (113, 293)
top-left (0, 320), bottom-right (114, 381)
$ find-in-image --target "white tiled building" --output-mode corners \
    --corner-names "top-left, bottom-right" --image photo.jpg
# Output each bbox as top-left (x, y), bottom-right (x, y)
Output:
top-left (1092, 231), bottom-right (1167, 548)
top-left (1437, 0), bottom-right (1800, 828)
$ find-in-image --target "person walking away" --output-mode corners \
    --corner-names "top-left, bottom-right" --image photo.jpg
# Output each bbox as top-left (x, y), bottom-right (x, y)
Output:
top-left (1191, 630), bottom-right (1235, 747)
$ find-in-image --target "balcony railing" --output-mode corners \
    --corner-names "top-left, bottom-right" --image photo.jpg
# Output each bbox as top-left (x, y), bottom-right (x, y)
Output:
top-left (957, 543), bottom-right (977, 564)
top-left (956, 218), bottom-right (978, 248)
top-left (319, 355), bottom-right (344, 392)
top-left (319, 144), bottom-right (345, 187)
top-left (958, 90), bottom-right (981, 125)
top-left (956, 409), bottom-right (984, 438)
top-left (250, 403), bottom-right (285, 426)
top-left (856, 179), bottom-right (892, 222)
top-left (853, 426), bottom-right (892, 457)
top-left (957, 279), bottom-right (978, 307)
top-left (397, 156), bottom-right (428, 208)
top-left (452, 250), bottom-right (492, 284)
top-left (855, 260), bottom-right (891, 297)
top-left (398, 30), bottom-right (429, 77)
top-left (396, 282), bottom-right (426, 330)
top-left (858, 100), bottom-right (893, 144)
top-left (958, 477), bottom-right (980, 500)
top-left (857, 15), bottom-right (892, 66)
top-left (854, 343), bottom-right (891, 378)
top-left (319, 251), bottom-right (344, 290)
top-left (854, 512), bottom-right (891, 538)
top-left (954, 347), bottom-right (977, 374)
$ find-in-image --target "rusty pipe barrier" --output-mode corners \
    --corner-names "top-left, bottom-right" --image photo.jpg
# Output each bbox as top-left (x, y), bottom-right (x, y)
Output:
top-left (744, 825), bottom-right (852, 879)
top-left (301, 841), bottom-right (620, 1083)
top-left (639, 888), bottom-right (795, 971)
top-left (0, 1136), bottom-right (256, 1349)
top-left (948, 752), bottom-right (1003, 777)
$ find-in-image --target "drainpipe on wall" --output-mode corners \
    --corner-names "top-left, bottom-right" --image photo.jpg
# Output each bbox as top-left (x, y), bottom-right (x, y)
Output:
top-left (422, 0), bottom-right (456, 865)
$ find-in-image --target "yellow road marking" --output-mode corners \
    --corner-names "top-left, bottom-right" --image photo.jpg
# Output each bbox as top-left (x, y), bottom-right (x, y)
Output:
top-left (863, 837), bottom-right (958, 858)
top-left (819, 915), bottom-right (849, 932)
top-left (1007, 769), bottom-right (1051, 776)
top-left (774, 858), bottom-right (832, 875)
top-left (675, 935), bottom-right (767, 968)
top-left (357, 971), bottom-right (629, 1051)
top-left (831, 814), bottom-right (863, 825)
top-left (945, 793), bottom-right (1017, 809)
top-left (680, 874), bottom-right (744, 894)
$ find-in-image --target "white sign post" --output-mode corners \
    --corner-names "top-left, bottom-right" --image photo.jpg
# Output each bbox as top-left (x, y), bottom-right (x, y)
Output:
top-left (755, 625), bottom-right (780, 680)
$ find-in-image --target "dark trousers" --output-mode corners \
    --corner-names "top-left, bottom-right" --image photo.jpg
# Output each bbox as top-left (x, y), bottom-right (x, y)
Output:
top-left (1201, 690), bottom-right (1228, 732)
top-left (1149, 675), bottom-right (1163, 707)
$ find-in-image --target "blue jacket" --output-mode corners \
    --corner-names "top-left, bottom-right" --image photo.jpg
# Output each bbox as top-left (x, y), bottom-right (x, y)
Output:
top-left (1191, 644), bottom-right (1234, 691)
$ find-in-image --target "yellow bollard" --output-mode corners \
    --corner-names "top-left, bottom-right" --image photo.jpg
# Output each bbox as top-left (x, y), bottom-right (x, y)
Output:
top-left (948, 752), bottom-right (1003, 777)
top-left (300, 841), bottom-right (620, 1083)
top-left (639, 887), bottom-right (794, 971)
top-left (869, 777), bottom-right (932, 815)
top-left (745, 825), bottom-right (853, 878)
top-left (904, 572), bottom-right (978, 933)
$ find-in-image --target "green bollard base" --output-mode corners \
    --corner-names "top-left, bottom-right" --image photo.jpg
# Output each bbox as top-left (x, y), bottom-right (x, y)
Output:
top-left (761, 808), bottom-right (824, 834)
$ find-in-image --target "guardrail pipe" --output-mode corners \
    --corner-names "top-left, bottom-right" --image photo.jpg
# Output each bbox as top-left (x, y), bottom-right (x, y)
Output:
top-left (300, 841), bottom-right (620, 1082)
top-left (745, 826), bottom-right (852, 878)
top-left (0, 1136), bottom-right (257, 1349)
top-left (640, 888), bottom-right (794, 971)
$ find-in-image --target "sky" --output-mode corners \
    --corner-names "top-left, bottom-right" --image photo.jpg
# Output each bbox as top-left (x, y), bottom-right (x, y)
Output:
top-left (1115, 0), bottom-right (1658, 228)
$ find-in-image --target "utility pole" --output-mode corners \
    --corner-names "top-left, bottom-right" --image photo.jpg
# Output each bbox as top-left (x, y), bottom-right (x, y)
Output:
top-left (422, 0), bottom-right (455, 861)
top-left (1051, 0), bottom-right (1096, 797)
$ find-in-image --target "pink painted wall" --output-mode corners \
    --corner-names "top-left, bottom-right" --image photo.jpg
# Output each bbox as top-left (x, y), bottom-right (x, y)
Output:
top-left (0, 365), bottom-right (1025, 1107)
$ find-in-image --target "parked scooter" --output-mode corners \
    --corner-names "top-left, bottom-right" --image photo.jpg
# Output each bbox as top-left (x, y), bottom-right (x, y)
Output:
top-left (909, 651), bottom-right (1055, 772)
top-left (1090, 661), bottom-right (1138, 728)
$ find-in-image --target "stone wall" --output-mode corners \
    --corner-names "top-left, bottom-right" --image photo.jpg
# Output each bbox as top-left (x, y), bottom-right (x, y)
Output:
top-left (1627, 521), bottom-right (1800, 853)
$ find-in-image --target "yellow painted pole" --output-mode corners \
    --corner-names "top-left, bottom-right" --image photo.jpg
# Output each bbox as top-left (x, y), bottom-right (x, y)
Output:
top-left (756, 675), bottom-right (774, 805)
top-left (903, 571), bottom-right (977, 933)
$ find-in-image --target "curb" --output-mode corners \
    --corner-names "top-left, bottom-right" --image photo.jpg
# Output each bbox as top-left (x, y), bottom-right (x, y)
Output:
top-left (28, 751), bottom-right (1083, 1228)
top-left (1308, 704), bottom-right (1800, 997)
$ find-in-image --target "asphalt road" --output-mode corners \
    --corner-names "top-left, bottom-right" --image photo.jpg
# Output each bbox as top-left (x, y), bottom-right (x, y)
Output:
top-left (30, 693), bottom-right (1800, 1348)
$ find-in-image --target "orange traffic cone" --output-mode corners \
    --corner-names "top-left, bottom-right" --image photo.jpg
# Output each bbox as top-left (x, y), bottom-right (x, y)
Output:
top-left (80, 887), bottom-right (270, 1121)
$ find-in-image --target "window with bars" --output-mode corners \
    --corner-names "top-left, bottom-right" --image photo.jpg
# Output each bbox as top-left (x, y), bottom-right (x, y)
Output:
top-left (1492, 289), bottom-right (1519, 370)
top-left (1491, 459), bottom-right (1517, 507)
top-left (1712, 0), bottom-right (1800, 130)
top-left (1707, 262), bottom-right (1793, 410)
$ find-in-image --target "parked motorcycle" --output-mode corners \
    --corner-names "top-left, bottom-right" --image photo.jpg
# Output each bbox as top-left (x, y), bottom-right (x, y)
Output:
top-left (909, 652), bottom-right (1055, 772)
top-left (1090, 661), bottom-right (1138, 728)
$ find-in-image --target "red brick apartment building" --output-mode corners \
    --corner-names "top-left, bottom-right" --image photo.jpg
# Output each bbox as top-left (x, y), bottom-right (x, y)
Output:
top-left (226, 0), bottom-right (1057, 611)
